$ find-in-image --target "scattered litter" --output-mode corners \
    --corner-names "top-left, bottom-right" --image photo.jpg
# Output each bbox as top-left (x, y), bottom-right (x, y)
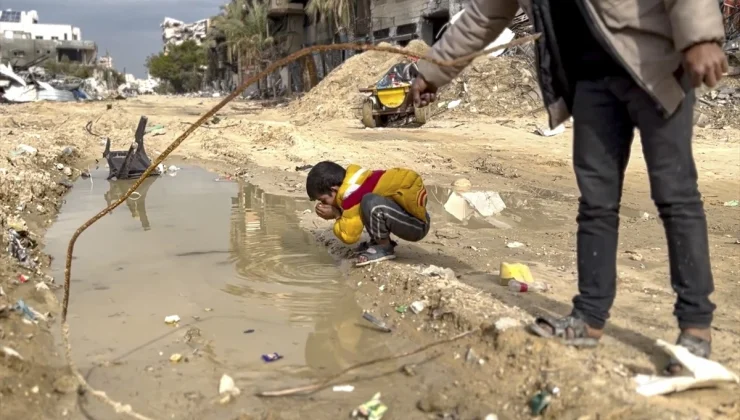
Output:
top-left (145, 124), bottom-right (165, 133)
top-left (447, 99), bottom-right (462, 109)
top-left (535, 123), bottom-right (565, 137)
top-left (2, 346), bottom-right (23, 361)
top-left (626, 250), bottom-right (643, 262)
top-left (56, 163), bottom-right (65, 170)
top-left (0, 286), bottom-right (5, 297)
top-left (204, 308), bottom-right (213, 312)
top-left (546, 383), bottom-right (560, 396)
top-left (149, 128), bottom-right (167, 136)
top-left (506, 241), bottom-right (525, 249)
top-left (724, 200), bottom-right (739, 207)
top-left (261, 353), bottom-right (283, 362)
top-left (395, 305), bottom-right (408, 314)
top-left (31, 385), bottom-right (40, 394)
top-left (8, 229), bottom-right (37, 269)
top-left (167, 165), bottom-right (180, 172)
top-left (333, 385), bottom-right (355, 392)
top-left (508, 280), bottom-right (549, 293)
top-left (164, 315), bottom-right (181, 325)
top-left (14, 144), bottom-right (38, 157)
top-left (351, 392), bottom-right (388, 420)
top-left (218, 374), bottom-right (240, 403)
top-left (18, 274), bottom-right (29, 283)
top-left (419, 265), bottom-right (457, 281)
top-left (529, 390), bottom-right (551, 415)
top-left (494, 317), bottom-right (520, 332)
top-left (499, 262), bottom-right (533, 285)
top-left (444, 192), bottom-right (475, 221)
top-left (461, 191), bottom-right (506, 217)
top-left (169, 353), bottom-right (183, 363)
top-left (34, 282), bottom-right (50, 292)
top-left (410, 301), bottom-right (426, 314)
top-left (14, 299), bottom-right (37, 321)
top-left (379, 284), bottom-right (386, 292)
top-left (362, 312), bottom-right (392, 333)
top-left (244, 329), bottom-right (255, 334)
top-left (483, 415), bottom-right (499, 420)
top-left (465, 347), bottom-right (482, 364)
top-left (634, 339), bottom-right (739, 396)
top-left (7, 216), bottom-right (28, 232)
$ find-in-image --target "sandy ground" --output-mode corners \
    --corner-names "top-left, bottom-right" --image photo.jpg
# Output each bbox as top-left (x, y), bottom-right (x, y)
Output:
top-left (0, 92), bottom-right (739, 420)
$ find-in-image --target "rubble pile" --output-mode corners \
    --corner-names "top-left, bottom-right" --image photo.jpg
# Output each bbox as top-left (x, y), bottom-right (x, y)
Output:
top-left (0, 64), bottom-right (118, 103)
top-left (695, 85), bottom-right (740, 129)
top-left (434, 55), bottom-right (543, 119)
top-left (289, 40), bottom-right (430, 122)
top-left (161, 17), bottom-right (208, 50)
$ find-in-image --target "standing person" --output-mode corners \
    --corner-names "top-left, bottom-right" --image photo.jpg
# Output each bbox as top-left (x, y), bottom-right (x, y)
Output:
top-left (411, 0), bottom-right (727, 373)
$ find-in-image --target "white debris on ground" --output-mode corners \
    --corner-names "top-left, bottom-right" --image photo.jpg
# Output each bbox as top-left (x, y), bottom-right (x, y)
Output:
top-left (634, 339), bottom-right (740, 397)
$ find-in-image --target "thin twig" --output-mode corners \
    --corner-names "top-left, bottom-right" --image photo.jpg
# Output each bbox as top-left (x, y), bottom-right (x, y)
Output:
top-left (178, 121), bottom-right (240, 129)
top-left (256, 328), bottom-right (479, 397)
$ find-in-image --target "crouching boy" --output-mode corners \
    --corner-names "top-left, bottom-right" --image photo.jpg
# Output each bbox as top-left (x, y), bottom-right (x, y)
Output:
top-left (306, 161), bottom-right (430, 266)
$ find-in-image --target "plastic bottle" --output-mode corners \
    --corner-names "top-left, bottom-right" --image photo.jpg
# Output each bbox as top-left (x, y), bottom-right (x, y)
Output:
top-left (508, 280), bottom-right (549, 293)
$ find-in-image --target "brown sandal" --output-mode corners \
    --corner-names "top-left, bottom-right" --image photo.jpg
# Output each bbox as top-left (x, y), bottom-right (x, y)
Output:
top-left (529, 315), bottom-right (600, 348)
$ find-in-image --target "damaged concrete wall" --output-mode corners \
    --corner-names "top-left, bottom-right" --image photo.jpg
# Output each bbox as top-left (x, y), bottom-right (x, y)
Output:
top-left (369, 0), bottom-right (468, 45)
top-left (0, 39), bottom-right (97, 68)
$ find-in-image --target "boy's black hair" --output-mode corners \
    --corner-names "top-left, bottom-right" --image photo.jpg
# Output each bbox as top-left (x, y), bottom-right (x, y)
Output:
top-left (306, 161), bottom-right (346, 200)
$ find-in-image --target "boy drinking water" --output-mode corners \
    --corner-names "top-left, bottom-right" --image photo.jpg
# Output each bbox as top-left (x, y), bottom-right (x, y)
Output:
top-left (306, 161), bottom-right (430, 266)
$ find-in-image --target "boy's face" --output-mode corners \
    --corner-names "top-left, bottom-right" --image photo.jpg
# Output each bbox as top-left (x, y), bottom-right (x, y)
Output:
top-left (317, 187), bottom-right (339, 206)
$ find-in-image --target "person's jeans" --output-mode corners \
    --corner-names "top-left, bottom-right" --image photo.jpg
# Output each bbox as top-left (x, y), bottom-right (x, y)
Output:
top-left (570, 76), bottom-right (715, 330)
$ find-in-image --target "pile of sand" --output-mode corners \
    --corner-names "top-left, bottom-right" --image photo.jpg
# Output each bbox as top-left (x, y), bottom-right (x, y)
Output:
top-left (290, 40), bottom-right (543, 123)
top-left (434, 54), bottom-right (543, 120)
top-left (289, 40), bottom-right (431, 122)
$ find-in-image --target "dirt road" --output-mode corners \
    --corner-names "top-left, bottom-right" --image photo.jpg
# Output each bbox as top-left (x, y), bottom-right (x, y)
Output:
top-left (0, 92), bottom-right (738, 419)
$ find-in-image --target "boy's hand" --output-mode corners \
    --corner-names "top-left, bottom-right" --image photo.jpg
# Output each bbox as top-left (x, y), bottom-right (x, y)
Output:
top-left (315, 203), bottom-right (341, 220)
top-left (683, 42), bottom-right (728, 88)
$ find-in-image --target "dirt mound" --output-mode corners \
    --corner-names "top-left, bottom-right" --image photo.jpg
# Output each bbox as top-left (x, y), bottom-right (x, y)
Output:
top-left (290, 41), bottom-right (430, 122)
top-left (434, 54), bottom-right (543, 120)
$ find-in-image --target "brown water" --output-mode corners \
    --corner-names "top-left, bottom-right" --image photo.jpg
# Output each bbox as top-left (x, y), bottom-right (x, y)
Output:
top-left (44, 166), bottom-right (389, 419)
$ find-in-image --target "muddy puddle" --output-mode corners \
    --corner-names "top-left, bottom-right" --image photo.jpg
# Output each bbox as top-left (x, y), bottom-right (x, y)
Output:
top-left (44, 166), bottom-right (394, 419)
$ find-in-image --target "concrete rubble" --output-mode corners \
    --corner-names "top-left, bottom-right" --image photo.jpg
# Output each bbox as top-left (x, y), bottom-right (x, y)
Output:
top-left (0, 63), bottom-right (113, 103)
top-left (161, 17), bottom-right (208, 50)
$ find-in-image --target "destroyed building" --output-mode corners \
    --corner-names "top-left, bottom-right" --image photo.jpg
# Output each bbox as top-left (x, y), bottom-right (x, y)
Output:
top-left (161, 17), bottom-right (209, 52)
top-left (0, 9), bottom-right (97, 69)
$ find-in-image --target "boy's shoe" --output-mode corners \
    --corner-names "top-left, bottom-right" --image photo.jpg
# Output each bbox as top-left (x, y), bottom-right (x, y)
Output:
top-left (356, 243), bottom-right (396, 267)
top-left (355, 239), bottom-right (398, 254)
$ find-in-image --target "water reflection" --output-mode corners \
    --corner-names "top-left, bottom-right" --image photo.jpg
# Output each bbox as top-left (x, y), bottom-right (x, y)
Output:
top-left (225, 182), bottom-right (345, 323)
top-left (225, 182), bottom-right (381, 372)
top-left (104, 176), bottom-right (158, 230)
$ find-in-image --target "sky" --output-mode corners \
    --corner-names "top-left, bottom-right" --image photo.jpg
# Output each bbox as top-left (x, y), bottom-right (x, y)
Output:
top-left (2, 0), bottom-right (224, 77)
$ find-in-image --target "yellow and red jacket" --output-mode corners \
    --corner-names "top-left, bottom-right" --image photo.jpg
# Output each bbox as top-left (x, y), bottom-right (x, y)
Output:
top-left (333, 164), bottom-right (428, 244)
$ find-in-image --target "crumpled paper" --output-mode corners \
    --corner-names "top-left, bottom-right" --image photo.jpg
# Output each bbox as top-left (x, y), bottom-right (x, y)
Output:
top-left (634, 339), bottom-right (739, 397)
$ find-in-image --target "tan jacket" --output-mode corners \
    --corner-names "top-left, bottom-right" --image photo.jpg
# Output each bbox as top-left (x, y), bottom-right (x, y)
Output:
top-left (418, 0), bottom-right (725, 127)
